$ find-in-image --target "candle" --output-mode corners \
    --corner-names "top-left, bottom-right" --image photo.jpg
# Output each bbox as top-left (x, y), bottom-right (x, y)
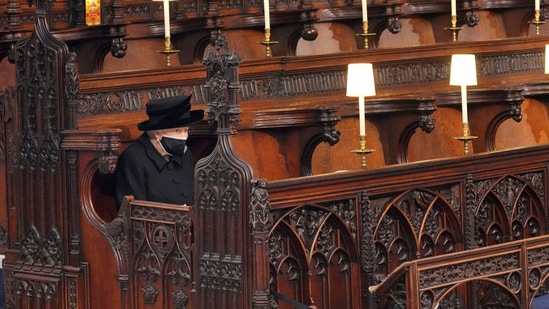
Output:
top-left (264, 0), bottom-right (270, 29)
top-left (362, 0), bottom-right (368, 22)
top-left (461, 85), bottom-right (468, 123)
top-left (359, 96), bottom-right (366, 136)
top-left (536, 0), bottom-right (540, 11)
top-left (163, 0), bottom-right (170, 38)
top-left (451, 0), bottom-right (456, 16)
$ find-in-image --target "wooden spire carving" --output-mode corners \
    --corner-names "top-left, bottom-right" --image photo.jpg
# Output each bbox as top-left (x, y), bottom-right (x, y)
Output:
top-left (193, 29), bottom-right (258, 308)
top-left (3, 0), bottom-right (86, 306)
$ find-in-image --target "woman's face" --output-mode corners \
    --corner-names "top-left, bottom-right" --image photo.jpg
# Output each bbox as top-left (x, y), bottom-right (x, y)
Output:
top-left (156, 127), bottom-right (189, 139)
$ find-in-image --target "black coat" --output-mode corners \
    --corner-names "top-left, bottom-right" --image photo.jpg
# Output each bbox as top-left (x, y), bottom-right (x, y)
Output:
top-left (115, 133), bottom-right (194, 206)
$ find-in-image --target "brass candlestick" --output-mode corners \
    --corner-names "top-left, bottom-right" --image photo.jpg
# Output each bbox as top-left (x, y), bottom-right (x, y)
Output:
top-left (454, 123), bottom-right (477, 156)
top-left (260, 28), bottom-right (278, 58)
top-left (530, 9), bottom-right (546, 36)
top-left (355, 21), bottom-right (376, 49)
top-left (445, 15), bottom-right (462, 42)
top-left (351, 135), bottom-right (374, 169)
top-left (157, 36), bottom-right (180, 67)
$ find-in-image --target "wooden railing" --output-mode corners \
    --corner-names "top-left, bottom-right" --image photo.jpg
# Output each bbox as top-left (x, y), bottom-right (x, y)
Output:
top-left (368, 233), bottom-right (549, 308)
top-left (263, 144), bottom-right (549, 308)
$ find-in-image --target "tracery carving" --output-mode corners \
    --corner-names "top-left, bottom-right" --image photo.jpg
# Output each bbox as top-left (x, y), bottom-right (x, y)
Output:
top-left (198, 254), bottom-right (243, 292)
top-left (287, 208), bottom-right (328, 244)
top-left (469, 178), bottom-right (497, 206)
top-left (394, 190), bottom-right (435, 236)
top-left (476, 174), bottom-right (545, 246)
top-left (371, 188), bottom-right (461, 282)
top-left (476, 283), bottom-right (519, 308)
top-left (319, 198), bottom-right (357, 238)
top-left (267, 230), bottom-right (285, 266)
top-left (521, 172), bottom-right (545, 204)
top-left (420, 253), bottom-right (520, 289)
top-left (13, 279), bottom-right (58, 304)
top-left (19, 226), bottom-right (62, 266)
top-left (196, 156), bottom-right (242, 213)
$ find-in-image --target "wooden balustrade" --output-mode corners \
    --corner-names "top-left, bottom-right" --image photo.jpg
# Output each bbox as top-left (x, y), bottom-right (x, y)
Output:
top-left (368, 234), bottom-right (549, 308)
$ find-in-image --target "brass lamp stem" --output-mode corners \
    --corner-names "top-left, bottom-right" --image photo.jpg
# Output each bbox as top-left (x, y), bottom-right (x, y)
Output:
top-left (352, 135), bottom-right (374, 169)
top-left (157, 36), bottom-right (179, 67)
top-left (454, 123), bottom-right (478, 156)
top-left (445, 15), bottom-right (462, 42)
top-left (260, 28), bottom-right (279, 58)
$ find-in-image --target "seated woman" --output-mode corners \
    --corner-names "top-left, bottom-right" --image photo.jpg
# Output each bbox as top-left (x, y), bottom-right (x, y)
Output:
top-left (115, 95), bottom-right (204, 206)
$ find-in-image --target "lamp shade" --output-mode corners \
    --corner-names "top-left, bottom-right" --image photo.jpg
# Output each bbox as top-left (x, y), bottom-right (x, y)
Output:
top-left (449, 54), bottom-right (477, 86)
top-left (346, 63), bottom-right (376, 97)
top-left (545, 45), bottom-right (549, 74)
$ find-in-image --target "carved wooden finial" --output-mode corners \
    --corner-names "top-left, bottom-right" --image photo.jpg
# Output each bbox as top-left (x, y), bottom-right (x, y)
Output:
top-left (202, 30), bottom-right (242, 135)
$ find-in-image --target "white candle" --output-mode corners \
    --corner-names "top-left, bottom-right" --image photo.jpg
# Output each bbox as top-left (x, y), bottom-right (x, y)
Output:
top-left (163, 0), bottom-right (170, 38)
top-left (536, 0), bottom-right (540, 11)
top-left (359, 96), bottom-right (366, 136)
top-left (451, 0), bottom-right (456, 16)
top-left (264, 0), bottom-right (270, 29)
top-left (461, 85), bottom-right (468, 123)
top-left (362, 0), bottom-right (368, 22)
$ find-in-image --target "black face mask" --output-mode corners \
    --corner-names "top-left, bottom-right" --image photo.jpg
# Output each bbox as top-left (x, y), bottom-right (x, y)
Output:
top-left (159, 136), bottom-right (187, 156)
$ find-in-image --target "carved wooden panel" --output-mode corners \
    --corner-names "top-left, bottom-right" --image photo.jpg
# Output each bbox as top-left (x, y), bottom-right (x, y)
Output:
top-left (268, 199), bottom-right (361, 309)
top-left (130, 203), bottom-right (192, 309)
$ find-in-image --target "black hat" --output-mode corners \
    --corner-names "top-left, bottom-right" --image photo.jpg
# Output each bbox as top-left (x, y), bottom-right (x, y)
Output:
top-left (137, 95), bottom-right (204, 131)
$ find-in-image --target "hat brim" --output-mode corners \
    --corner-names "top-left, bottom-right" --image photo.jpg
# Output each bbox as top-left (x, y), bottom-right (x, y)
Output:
top-left (137, 110), bottom-right (204, 131)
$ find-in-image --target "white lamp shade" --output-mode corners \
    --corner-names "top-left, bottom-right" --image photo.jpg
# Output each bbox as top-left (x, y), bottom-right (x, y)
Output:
top-left (545, 45), bottom-right (549, 74)
top-left (449, 54), bottom-right (477, 86)
top-left (346, 63), bottom-right (376, 97)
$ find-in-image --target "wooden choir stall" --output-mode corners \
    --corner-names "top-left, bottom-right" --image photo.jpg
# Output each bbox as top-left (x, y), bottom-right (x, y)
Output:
top-left (6, 0), bottom-right (549, 307)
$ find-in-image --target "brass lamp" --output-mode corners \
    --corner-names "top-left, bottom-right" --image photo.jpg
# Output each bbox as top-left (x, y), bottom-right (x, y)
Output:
top-left (347, 63), bottom-right (376, 168)
top-left (450, 54), bottom-right (478, 155)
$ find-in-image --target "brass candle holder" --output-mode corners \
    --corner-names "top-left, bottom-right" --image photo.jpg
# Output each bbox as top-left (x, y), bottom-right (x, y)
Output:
top-left (454, 123), bottom-right (477, 156)
top-left (157, 36), bottom-right (180, 67)
top-left (445, 15), bottom-right (462, 42)
top-left (530, 9), bottom-right (546, 36)
top-left (260, 28), bottom-right (278, 58)
top-left (351, 135), bottom-right (375, 169)
top-left (355, 21), bottom-right (376, 49)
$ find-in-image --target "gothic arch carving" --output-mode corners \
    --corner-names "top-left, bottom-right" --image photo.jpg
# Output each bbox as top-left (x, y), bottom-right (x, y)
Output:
top-left (373, 189), bottom-right (462, 276)
top-left (269, 203), bottom-right (360, 307)
top-left (475, 175), bottom-right (546, 246)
